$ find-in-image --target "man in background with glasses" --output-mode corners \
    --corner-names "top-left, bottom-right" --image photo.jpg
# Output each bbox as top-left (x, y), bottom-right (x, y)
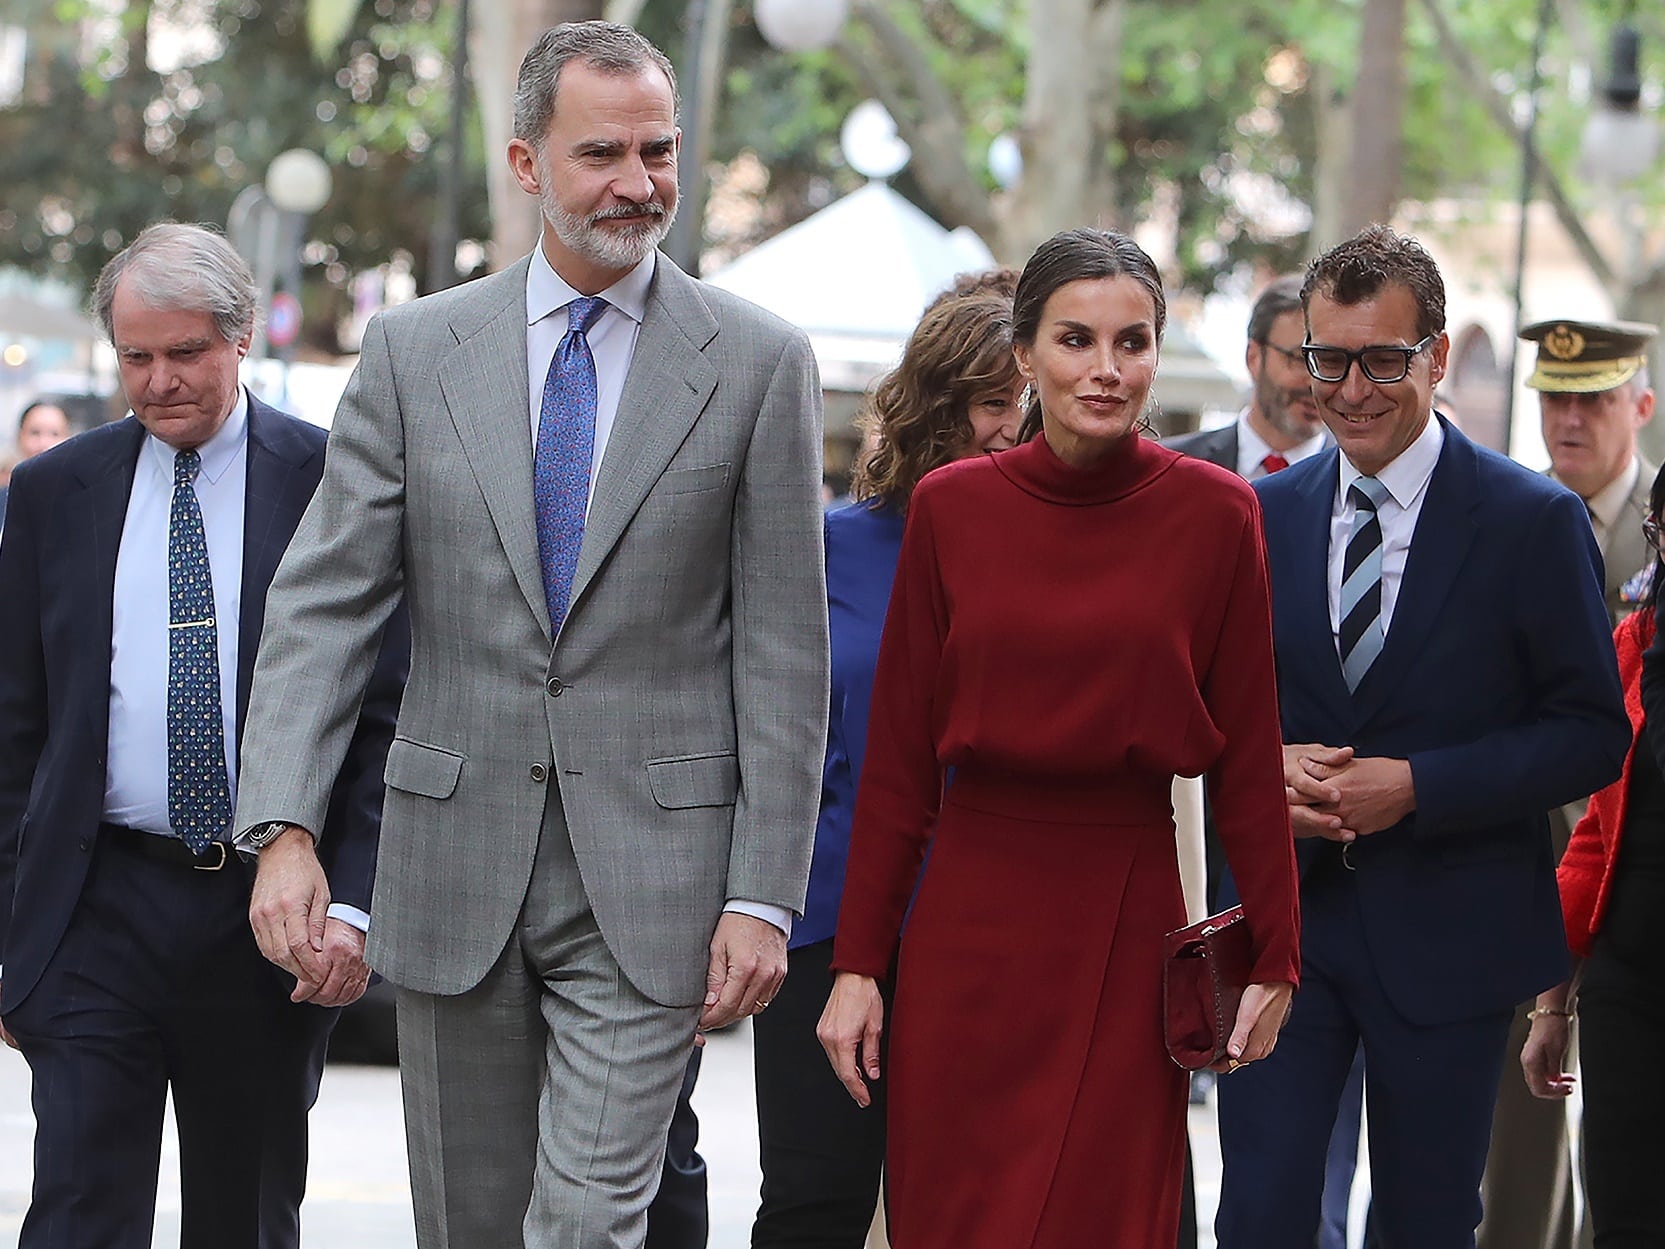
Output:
top-left (1476, 317), bottom-right (1657, 1249)
top-left (1213, 225), bottom-right (1629, 1248)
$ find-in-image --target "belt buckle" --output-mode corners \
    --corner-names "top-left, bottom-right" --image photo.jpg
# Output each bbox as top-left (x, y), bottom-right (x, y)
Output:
top-left (193, 842), bottom-right (229, 872)
top-left (1341, 840), bottom-right (1356, 871)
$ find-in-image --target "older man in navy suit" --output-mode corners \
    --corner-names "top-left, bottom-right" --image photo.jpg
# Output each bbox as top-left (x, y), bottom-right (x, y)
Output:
top-left (1213, 226), bottom-right (1629, 1248)
top-left (0, 222), bottom-right (405, 1249)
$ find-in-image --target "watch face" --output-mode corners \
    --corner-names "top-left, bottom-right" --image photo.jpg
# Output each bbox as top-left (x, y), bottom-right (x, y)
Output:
top-left (251, 822), bottom-right (287, 847)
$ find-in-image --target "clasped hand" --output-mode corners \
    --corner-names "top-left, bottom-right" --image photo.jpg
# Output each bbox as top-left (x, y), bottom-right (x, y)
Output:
top-left (1283, 743), bottom-right (1415, 842)
top-left (248, 827), bottom-right (371, 1007)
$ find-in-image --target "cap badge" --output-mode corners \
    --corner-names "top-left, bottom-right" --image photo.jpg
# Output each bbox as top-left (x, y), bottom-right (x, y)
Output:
top-left (1544, 325), bottom-right (1586, 361)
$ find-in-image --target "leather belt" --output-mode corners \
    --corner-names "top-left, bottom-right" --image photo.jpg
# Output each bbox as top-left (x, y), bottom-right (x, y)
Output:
top-left (99, 822), bottom-right (232, 872)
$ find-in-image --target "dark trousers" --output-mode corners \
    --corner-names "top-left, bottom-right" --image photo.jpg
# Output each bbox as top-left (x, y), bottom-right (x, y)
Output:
top-left (647, 1048), bottom-right (709, 1249)
top-left (3, 833), bottom-right (336, 1249)
top-left (1215, 863), bottom-right (1512, 1249)
top-left (1579, 949), bottom-right (1663, 1248)
top-left (750, 938), bottom-right (887, 1249)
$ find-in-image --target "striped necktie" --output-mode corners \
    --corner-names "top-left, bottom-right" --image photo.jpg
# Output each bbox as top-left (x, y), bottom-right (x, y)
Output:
top-left (167, 449), bottom-right (233, 853)
top-left (534, 296), bottom-right (608, 638)
top-left (1338, 475), bottom-right (1390, 693)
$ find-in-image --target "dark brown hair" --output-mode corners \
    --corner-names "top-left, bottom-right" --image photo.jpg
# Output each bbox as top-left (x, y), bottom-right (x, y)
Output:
top-left (1011, 229), bottom-right (1166, 443)
top-left (1301, 224), bottom-right (1446, 342)
top-left (852, 292), bottom-right (1020, 511)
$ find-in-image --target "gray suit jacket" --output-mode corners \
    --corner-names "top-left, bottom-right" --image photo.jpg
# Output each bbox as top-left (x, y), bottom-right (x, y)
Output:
top-left (1163, 423), bottom-right (1238, 472)
top-left (237, 254), bottom-right (830, 1006)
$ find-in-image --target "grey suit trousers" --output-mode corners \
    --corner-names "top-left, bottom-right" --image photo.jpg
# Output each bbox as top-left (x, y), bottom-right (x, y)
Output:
top-left (396, 784), bottom-right (700, 1249)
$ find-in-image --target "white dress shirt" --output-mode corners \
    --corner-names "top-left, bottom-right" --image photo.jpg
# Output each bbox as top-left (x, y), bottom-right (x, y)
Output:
top-left (104, 390), bottom-right (368, 932)
top-left (1235, 411), bottom-right (1326, 481)
top-left (1327, 414), bottom-right (1445, 646)
top-left (523, 247), bottom-right (793, 940)
top-left (106, 391), bottom-right (248, 831)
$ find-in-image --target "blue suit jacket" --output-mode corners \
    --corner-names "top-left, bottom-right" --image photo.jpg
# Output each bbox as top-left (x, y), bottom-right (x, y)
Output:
top-left (0, 395), bottom-right (408, 1011)
top-left (1256, 416), bottom-right (1628, 1025)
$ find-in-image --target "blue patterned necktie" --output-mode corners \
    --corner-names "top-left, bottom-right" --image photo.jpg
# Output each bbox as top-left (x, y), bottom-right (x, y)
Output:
top-left (534, 296), bottom-right (608, 637)
top-left (1338, 475), bottom-right (1390, 693)
top-left (167, 449), bottom-right (232, 853)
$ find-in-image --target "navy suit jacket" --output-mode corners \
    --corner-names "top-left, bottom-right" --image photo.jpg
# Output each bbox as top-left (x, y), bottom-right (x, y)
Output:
top-left (1256, 416), bottom-right (1628, 1025)
top-left (0, 395), bottom-right (408, 1011)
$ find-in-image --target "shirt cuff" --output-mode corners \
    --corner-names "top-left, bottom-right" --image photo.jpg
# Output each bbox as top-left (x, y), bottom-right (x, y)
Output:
top-left (326, 903), bottom-right (371, 933)
top-left (723, 899), bottom-right (793, 941)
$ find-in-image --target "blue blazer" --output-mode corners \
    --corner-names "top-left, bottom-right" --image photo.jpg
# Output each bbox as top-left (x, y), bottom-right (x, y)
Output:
top-left (1255, 416), bottom-right (1628, 1025)
top-left (0, 395), bottom-right (408, 1011)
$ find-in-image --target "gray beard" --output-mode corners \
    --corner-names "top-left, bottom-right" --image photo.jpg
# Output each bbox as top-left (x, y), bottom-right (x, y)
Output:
top-left (542, 191), bottom-right (676, 272)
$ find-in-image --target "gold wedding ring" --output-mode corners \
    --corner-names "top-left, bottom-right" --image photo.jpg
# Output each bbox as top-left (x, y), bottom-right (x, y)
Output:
top-left (1225, 1058), bottom-right (1244, 1073)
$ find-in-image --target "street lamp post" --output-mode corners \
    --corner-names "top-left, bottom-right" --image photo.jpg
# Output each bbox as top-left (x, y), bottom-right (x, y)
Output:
top-left (665, 0), bottom-right (850, 275)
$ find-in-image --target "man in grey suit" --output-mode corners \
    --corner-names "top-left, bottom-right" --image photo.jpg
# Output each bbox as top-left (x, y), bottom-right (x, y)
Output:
top-left (1167, 274), bottom-right (1327, 481)
top-left (1478, 317), bottom-right (1657, 1249)
top-left (234, 21), bottom-right (828, 1249)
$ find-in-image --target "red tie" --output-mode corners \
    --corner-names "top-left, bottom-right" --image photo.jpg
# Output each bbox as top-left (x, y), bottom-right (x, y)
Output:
top-left (1261, 453), bottom-right (1290, 474)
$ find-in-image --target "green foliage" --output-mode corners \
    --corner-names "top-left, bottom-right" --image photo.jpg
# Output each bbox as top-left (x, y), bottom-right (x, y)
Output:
top-left (0, 0), bottom-right (489, 346)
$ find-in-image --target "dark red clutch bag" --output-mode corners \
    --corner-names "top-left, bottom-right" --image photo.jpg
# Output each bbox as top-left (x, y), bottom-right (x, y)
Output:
top-left (1163, 906), bottom-right (1253, 1070)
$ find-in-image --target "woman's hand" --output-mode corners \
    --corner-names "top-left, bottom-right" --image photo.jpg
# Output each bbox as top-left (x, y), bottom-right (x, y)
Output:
top-left (1521, 984), bottom-right (1576, 1099)
top-left (818, 972), bottom-right (885, 1107)
top-left (1209, 981), bottom-right (1295, 1074)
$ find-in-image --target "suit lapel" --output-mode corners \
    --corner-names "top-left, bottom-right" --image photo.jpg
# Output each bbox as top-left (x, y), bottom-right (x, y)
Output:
top-left (239, 397), bottom-right (319, 744)
top-left (569, 257), bottom-right (719, 612)
top-left (1283, 449), bottom-right (1353, 709)
top-left (1351, 417), bottom-right (1479, 722)
top-left (435, 260), bottom-right (549, 636)
top-left (63, 420), bottom-right (145, 744)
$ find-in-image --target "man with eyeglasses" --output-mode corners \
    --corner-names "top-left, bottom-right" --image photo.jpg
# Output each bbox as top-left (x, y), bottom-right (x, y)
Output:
top-left (1213, 225), bottom-right (1629, 1249)
top-left (1170, 275), bottom-right (1328, 481)
top-left (1475, 318), bottom-right (1658, 1249)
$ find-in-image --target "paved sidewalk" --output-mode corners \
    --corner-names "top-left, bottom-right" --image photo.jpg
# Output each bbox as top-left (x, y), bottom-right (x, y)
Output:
top-left (0, 1024), bottom-right (1248, 1248)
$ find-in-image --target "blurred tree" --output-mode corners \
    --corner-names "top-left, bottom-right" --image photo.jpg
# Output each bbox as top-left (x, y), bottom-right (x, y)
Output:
top-left (0, 0), bottom-right (492, 349)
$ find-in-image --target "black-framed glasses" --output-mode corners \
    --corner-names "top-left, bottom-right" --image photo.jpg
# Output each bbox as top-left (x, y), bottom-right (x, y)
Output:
top-left (1645, 516), bottom-right (1662, 549)
top-left (1302, 334), bottom-right (1436, 384)
top-left (1258, 340), bottom-right (1305, 364)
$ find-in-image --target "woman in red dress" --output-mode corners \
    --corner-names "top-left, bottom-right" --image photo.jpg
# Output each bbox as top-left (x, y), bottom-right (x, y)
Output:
top-left (819, 229), bottom-right (1302, 1248)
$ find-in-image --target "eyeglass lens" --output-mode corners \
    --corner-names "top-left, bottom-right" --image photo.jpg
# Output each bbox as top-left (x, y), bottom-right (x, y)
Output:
top-left (1305, 348), bottom-right (1415, 384)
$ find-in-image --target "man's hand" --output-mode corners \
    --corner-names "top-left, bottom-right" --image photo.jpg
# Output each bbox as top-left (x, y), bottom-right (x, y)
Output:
top-left (248, 826), bottom-right (331, 992)
top-left (1319, 756), bottom-right (1416, 837)
top-left (292, 918), bottom-right (371, 1007)
top-left (700, 912), bottom-right (787, 1031)
top-left (818, 971), bottom-right (885, 1107)
top-left (1283, 743), bottom-right (1354, 840)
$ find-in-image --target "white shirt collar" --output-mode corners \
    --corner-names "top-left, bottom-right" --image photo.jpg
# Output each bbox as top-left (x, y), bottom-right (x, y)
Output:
top-left (526, 244), bottom-right (655, 329)
top-left (1337, 411), bottom-right (1444, 510)
top-left (1236, 409), bottom-right (1326, 468)
top-left (140, 385), bottom-right (250, 485)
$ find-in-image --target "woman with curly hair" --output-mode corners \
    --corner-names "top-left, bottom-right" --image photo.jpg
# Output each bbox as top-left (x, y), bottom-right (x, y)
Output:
top-left (748, 286), bottom-right (1022, 1248)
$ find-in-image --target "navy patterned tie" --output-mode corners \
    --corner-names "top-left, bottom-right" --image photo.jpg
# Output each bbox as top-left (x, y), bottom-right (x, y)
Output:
top-left (167, 449), bottom-right (232, 853)
top-left (1338, 475), bottom-right (1390, 692)
top-left (534, 296), bottom-right (608, 637)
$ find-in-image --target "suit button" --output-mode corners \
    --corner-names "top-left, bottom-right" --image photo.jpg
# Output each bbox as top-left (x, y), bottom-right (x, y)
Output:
top-left (530, 763), bottom-right (549, 783)
top-left (546, 677), bottom-right (565, 697)
top-left (79, 838), bottom-right (91, 852)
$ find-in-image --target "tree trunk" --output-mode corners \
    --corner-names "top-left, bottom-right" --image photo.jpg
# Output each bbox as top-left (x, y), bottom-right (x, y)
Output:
top-left (1306, 59), bottom-right (1352, 254)
top-left (472, 0), bottom-right (606, 271)
top-left (1000, 0), bottom-right (1116, 259)
top-left (1341, 0), bottom-right (1405, 235)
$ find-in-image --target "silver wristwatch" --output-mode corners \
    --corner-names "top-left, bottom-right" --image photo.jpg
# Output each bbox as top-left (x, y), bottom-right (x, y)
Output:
top-left (242, 820), bottom-right (295, 851)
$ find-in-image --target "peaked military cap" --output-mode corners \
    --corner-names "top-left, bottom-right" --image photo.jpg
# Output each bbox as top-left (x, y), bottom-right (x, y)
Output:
top-left (1520, 317), bottom-right (1657, 393)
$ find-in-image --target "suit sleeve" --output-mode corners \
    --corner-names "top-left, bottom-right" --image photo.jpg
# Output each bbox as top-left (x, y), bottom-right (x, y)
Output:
top-left (235, 313), bottom-right (408, 844)
top-left (0, 462), bottom-right (48, 961)
top-left (723, 329), bottom-right (830, 912)
top-left (831, 493), bottom-right (948, 979)
top-left (1200, 498), bottom-right (1301, 985)
top-left (1409, 490), bottom-right (1630, 833)
top-left (315, 600), bottom-right (410, 912)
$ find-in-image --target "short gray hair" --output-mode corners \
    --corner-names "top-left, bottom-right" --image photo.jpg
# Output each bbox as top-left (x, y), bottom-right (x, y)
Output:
top-left (93, 222), bottom-right (259, 344)
top-left (513, 21), bottom-right (679, 148)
